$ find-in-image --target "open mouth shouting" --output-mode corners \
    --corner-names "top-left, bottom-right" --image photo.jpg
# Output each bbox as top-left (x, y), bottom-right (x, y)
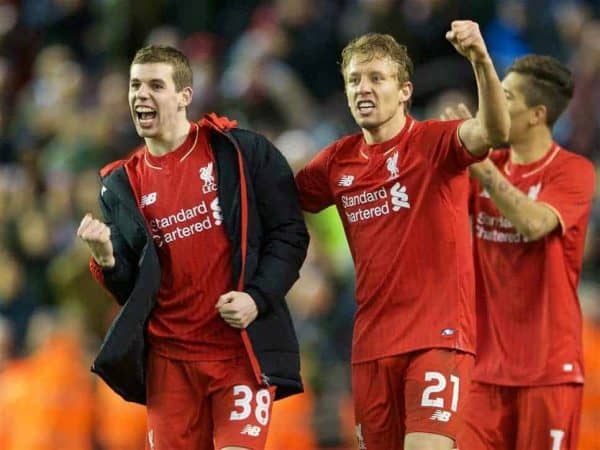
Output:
top-left (135, 106), bottom-right (157, 127)
top-left (356, 100), bottom-right (376, 115)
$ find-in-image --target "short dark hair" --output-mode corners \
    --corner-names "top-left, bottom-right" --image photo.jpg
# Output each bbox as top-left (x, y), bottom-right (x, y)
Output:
top-left (341, 33), bottom-right (414, 83)
top-left (131, 45), bottom-right (193, 92)
top-left (506, 54), bottom-right (574, 127)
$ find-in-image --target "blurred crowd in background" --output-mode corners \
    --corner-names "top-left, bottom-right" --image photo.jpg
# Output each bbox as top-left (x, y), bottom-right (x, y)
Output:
top-left (0, 0), bottom-right (600, 449)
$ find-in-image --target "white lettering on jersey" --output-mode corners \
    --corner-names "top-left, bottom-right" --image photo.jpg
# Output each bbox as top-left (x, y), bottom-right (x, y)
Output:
top-left (148, 199), bottom-right (223, 248)
top-left (340, 182), bottom-right (410, 224)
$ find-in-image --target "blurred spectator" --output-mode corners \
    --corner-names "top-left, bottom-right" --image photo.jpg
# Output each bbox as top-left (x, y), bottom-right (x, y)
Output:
top-left (0, 2), bottom-right (599, 449)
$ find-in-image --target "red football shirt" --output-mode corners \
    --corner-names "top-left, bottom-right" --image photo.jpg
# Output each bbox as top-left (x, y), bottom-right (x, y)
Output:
top-left (469, 144), bottom-right (595, 385)
top-left (123, 122), bottom-right (244, 360)
top-left (296, 116), bottom-right (484, 362)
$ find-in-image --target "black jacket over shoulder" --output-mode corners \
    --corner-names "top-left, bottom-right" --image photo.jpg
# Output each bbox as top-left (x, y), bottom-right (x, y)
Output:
top-left (91, 117), bottom-right (309, 404)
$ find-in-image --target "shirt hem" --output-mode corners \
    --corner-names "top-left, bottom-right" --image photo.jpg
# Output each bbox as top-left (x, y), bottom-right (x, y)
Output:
top-left (472, 374), bottom-right (585, 387)
top-left (351, 343), bottom-right (475, 364)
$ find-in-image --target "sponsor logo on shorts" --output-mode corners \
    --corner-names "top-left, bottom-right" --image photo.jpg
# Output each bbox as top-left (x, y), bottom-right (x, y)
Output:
top-left (240, 424), bottom-right (261, 437)
top-left (430, 409), bottom-right (452, 422)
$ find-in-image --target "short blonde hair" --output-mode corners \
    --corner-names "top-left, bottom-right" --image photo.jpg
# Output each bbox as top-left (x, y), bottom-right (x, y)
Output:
top-left (341, 33), bottom-right (413, 83)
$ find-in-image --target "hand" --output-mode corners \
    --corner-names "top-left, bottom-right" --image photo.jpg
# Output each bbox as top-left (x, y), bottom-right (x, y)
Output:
top-left (216, 291), bottom-right (258, 329)
top-left (440, 103), bottom-right (473, 121)
top-left (446, 20), bottom-right (490, 64)
top-left (77, 213), bottom-right (115, 268)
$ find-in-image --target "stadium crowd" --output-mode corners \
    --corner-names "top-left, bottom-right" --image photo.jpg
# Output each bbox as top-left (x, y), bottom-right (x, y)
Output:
top-left (0, 0), bottom-right (600, 449)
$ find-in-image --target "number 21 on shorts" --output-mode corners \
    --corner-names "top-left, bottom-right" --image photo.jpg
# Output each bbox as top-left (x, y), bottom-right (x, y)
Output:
top-left (229, 385), bottom-right (272, 426)
top-left (420, 371), bottom-right (460, 413)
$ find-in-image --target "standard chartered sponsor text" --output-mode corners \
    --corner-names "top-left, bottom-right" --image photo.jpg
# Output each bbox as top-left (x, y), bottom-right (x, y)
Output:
top-left (476, 212), bottom-right (528, 243)
top-left (341, 185), bottom-right (411, 223)
top-left (342, 187), bottom-right (388, 223)
top-left (150, 200), bottom-right (219, 247)
top-left (341, 187), bottom-right (387, 208)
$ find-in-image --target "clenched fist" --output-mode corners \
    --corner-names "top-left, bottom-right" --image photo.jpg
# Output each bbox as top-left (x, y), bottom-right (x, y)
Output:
top-left (446, 20), bottom-right (491, 64)
top-left (77, 213), bottom-right (115, 268)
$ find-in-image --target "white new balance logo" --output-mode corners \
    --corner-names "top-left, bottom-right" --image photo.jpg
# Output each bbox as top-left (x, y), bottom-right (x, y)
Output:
top-left (140, 192), bottom-right (157, 207)
top-left (338, 175), bottom-right (354, 187)
top-left (430, 410), bottom-right (452, 422)
top-left (240, 425), bottom-right (261, 437)
top-left (390, 182), bottom-right (410, 211)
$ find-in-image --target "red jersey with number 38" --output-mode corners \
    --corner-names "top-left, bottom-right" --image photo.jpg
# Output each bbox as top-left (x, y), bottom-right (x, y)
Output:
top-left (469, 144), bottom-right (595, 386)
top-left (296, 116), bottom-right (486, 363)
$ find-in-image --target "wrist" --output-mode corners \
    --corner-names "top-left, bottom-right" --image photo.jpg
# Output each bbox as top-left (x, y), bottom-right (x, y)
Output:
top-left (471, 56), bottom-right (493, 68)
top-left (94, 254), bottom-right (115, 269)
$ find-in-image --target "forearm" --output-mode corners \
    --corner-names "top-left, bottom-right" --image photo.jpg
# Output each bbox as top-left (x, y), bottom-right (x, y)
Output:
top-left (473, 59), bottom-right (510, 148)
top-left (472, 160), bottom-right (558, 240)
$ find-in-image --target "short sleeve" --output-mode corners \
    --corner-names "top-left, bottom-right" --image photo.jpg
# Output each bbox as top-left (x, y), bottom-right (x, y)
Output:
top-left (295, 146), bottom-right (335, 213)
top-left (537, 156), bottom-right (595, 234)
top-left (420, 119), bottom-right (488, 172)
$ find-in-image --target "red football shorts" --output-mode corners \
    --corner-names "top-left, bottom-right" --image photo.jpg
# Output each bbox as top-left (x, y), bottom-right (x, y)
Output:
top-left (352, 348), bottom-right (474, 449)
top-left (459, 381), bottom-right (583, 450)
top-left (145, 351), bottom-right (276, 450)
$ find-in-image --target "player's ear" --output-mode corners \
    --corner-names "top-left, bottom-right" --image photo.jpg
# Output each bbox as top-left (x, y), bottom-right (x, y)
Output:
top-left (530, 104), bottom-right (547, 126)
top-left (399, 81), bottom-right (413, 104)
top-left (179, 86), bottom-right (193, 109)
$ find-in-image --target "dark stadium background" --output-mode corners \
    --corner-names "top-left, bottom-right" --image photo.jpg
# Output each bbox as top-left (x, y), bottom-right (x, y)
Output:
top-left (0, 0), bottom-right (599, 448)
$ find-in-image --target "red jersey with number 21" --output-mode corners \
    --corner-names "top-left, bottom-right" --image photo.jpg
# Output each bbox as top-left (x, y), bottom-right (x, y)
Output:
top-left (469, 144), bottom-right (595, 386)
top-left (296, 116), bottom-right (485, 363)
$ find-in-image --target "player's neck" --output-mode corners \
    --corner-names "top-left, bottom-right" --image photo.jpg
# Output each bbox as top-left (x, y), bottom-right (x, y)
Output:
top-left (145, 119), bottom-right (191, 156)
top-left (509, 126), bottom-right (554, 165)
top-left (362, 112), bottom-right (407, 145)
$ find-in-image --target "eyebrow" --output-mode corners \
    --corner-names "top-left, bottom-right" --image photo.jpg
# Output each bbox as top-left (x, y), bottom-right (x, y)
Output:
top-left (347, 70), bottom-right (387, 77)
top-left (130, 78), bottom-right (166, 84)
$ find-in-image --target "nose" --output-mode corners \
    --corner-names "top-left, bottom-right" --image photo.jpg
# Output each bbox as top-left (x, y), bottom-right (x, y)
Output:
top-left (135, 83), bottom-right (150, 99)
top-left (355, 78), bottom-right (372, 95)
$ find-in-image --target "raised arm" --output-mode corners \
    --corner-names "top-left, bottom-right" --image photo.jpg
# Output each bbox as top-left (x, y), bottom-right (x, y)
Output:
top-left (441, 104), bottom-right (560, 241)
top-left (446, 20), bottom-right (509, 156)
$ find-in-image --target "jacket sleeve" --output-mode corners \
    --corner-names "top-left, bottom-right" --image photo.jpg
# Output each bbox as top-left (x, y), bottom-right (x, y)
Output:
top-left (244, 134), bottom-right (310, 314)
top-left (91, 185), bottom-right (137, 305)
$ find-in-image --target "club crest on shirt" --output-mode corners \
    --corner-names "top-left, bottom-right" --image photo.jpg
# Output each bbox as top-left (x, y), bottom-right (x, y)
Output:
top-left (386, 151), bottom-right (399, 180)
top-left (199, 162), bottom-right (217, 193)
top-left (527, 183), bottom-right (541, 200)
